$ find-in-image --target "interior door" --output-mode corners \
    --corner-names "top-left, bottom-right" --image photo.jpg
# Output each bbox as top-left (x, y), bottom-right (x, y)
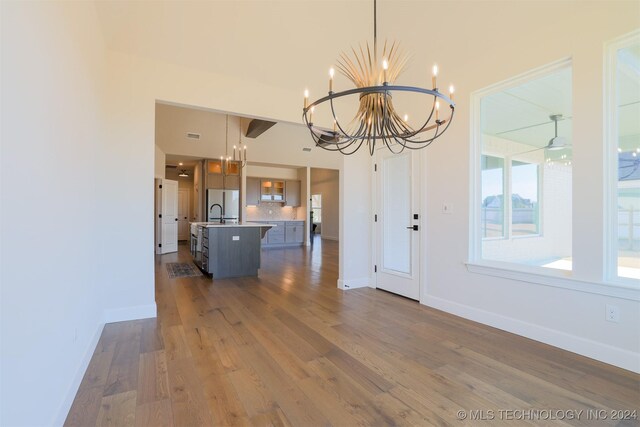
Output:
top-left (375, 148), bottom-right (420, 300)
top-left (178, 189), bottom-right (190, 240)
top-left (161, 179), bottom-right (179, 254)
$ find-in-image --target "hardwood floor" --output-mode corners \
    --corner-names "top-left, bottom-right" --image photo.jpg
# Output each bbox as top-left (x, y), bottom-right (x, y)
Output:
top-left (67, 238), bottom-right (640, 426)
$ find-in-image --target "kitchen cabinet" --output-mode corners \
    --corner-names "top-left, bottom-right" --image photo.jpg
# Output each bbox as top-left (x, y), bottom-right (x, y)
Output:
top-left (284, 180), bottom-right (301, 207)
top-left (206, 159), bottom-right (240, 190)
top-left (285, 221), bottom-right (304, 243)
top-left (252, 220), bottom-right (304, 247)
top-left (261, 179), bottom-right (285, 202)
top-left (246, 177), bottom-right (261, 206)
top-left (266, 221), bottom-right (285, 244)
top-left (206, 159), bottom-right (224, 189)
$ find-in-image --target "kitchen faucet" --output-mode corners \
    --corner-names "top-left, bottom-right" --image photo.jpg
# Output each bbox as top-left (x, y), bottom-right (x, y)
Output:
top-left (209, 203), bottom-right (225, 224)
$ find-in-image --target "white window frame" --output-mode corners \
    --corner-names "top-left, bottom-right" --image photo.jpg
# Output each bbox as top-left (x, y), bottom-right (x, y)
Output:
top-left (481, 153), bottom-right (543, 241)
top-left (604, 30), bottom-right (640, 286)
top-left (469, 58), bottom-right (573, 280)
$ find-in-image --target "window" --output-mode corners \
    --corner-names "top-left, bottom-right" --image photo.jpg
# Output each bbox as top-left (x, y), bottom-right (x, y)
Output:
top-left (311, 194), bottom-right (322, 223)
top-left (473, 61), bottom-right (572, 271)
top-left (607, 32), bottom-right (640, 281)
top-left (481, 157), bottom-right (540, 239)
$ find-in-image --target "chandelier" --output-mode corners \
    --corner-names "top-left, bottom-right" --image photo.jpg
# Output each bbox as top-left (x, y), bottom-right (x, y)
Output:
top-left (221, 114), bottom-right (247, 175)
top-left (302, 0), bottom-right (456, 155)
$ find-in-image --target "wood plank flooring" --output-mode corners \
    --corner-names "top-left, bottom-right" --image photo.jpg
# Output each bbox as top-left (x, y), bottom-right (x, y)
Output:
top-left (67, 238), bottom-right (640, 426)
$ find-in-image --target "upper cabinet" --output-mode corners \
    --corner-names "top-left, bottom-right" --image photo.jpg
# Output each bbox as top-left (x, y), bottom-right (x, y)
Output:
top-left (260, 179), bottom-right (285, 202)
top-left (284, 180), bottom-right (301, 207)
top-left (248, 178), bottom-right (301, 206)
top-left (206, 159), bottom-right (240, 190)
top-left (246, 177), bottom-right (261, 206)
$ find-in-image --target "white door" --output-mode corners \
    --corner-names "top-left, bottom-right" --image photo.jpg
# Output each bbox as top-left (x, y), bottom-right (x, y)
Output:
top-left (375, 148), bottom-right (420, 300)
top-left (178, 189), bottom-right (190, 240)
top-left (161, 179), bottom-right (179, 254)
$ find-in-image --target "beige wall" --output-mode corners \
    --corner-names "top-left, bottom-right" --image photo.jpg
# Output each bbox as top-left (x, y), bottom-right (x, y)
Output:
top-left (155, 103), bottom-right (341, 170)
top-left (154, 144), bottom-right (165, 178)
top-left (311, 168), bottom-right (339, 240)
top-left (246, 164), bottom-right (299, 180)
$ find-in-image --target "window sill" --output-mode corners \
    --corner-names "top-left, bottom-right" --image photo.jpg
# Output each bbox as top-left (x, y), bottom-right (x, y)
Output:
top-left (465, 261), bottom-right (640, 301)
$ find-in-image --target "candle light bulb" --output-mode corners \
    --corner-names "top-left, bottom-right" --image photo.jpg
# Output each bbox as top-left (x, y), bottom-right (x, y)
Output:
top-left (382, 59), bottom-right (388, 83)
top-left (304, 89), bottom-right (309, 109)
top-left (329, 68), bottom-right (335, 92)
top-left (403, 114), bottom-right (408, 122)
top-left (333, 120), bottom-right (337, 133)
top-left (449, 85), bottom-right (455, 101)
top-left (435, 101), bottom-right (440, 120)
top-left (432, 64), bottom-right (438, 89)
top-left (309, 106), bottom-right (315, 123)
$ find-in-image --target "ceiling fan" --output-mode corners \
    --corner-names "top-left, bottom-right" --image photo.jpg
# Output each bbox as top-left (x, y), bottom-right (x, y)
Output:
top-left (518, 114), bottom-right (571, 155)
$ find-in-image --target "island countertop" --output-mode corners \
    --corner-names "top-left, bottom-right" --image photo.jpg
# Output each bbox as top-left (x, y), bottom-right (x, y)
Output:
top-left (191, 222), bottom-right (278, 228)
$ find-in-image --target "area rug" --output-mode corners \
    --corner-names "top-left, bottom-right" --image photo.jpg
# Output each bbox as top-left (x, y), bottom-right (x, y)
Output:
top-left (166, 262), bottom-right (203, 279)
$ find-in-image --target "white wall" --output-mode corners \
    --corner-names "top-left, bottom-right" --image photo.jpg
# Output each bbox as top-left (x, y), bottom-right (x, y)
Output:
top-left (311, 168), bottom-right (339, 240)
top-left (2, 2), bottom-right (112, 426)
top-left (339, 151), bottom-right (372, 289)
top-left (412, 1), bottom-right (640, 371)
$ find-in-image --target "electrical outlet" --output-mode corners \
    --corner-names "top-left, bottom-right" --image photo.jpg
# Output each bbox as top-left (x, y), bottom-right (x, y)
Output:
top-left (442, 203), bottom-right (453, 214)
top-left (606, 304), bottom-right (620, 323)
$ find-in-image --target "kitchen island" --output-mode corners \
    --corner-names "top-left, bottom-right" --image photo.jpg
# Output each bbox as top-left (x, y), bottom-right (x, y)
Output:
top-left (191, 222), bottom-right (275, 279)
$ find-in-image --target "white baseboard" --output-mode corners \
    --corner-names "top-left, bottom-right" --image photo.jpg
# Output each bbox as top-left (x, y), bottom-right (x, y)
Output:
top-left (103, 303), bottom-right (157, 324)
top-left (53, 321), bottom-right (105, 427)
top-left (423, 295), bottom-right (640, 373)
top-left (337, 277), bottom-right (370, 290)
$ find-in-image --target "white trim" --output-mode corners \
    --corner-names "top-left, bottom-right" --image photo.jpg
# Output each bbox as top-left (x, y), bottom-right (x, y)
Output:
top-left (103, 303), bottom-right (157, 324)
top-left (604, 30), bottom-right (640, 283)
top-left (466, 262), bottom-right (640, 301)
top-left (337, 277), bottom-right (370, 290)
top-left (53, 322), bottom-right (105, 427)
top-left (423, 295), bottom-right (640, 373)
top-left (321, 235), bottom-right (339, 241)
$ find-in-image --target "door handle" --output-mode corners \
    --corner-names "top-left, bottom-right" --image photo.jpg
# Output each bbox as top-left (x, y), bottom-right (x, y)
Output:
top-left (406, 225), bottom-right (418, 231)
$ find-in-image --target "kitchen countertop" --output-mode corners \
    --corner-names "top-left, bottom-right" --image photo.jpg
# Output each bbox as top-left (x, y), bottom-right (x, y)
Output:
top-left (191, 222), bottom-right (277, 228)
top-left (248, 220), bottom-right (304, 222)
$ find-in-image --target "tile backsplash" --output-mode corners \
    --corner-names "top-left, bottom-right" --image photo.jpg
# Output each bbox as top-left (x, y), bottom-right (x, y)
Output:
top-left (246, 202), bottom-right (298, 221)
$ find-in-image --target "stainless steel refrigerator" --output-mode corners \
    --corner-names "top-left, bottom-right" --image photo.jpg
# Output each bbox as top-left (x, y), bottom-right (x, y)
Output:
top-left (207, 189), bottom-right (240, 222)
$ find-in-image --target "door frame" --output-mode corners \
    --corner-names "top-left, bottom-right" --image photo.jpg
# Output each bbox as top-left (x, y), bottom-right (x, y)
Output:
top-left (371, 146), bottom-right (425, 302)
top-left (177, 188), bottom-right (191, 240)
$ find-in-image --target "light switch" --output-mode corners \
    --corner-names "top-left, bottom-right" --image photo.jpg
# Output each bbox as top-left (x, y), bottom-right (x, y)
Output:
top-left (232, 236), bottom-right (240, 241)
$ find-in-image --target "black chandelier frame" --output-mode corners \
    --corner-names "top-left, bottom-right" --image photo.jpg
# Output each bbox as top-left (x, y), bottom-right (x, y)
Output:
top-left (302, 84), bottom-right (455, 156)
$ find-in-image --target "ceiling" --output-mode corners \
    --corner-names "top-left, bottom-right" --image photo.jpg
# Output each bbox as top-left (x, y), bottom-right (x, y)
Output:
top-left (97, 1), bottom-right (639, 154)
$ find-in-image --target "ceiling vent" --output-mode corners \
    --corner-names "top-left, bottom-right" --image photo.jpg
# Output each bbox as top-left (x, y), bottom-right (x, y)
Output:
top-left (186, 132), bottom-right (201, 140)
top-left (302, 148), bottom-right (312, 152)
